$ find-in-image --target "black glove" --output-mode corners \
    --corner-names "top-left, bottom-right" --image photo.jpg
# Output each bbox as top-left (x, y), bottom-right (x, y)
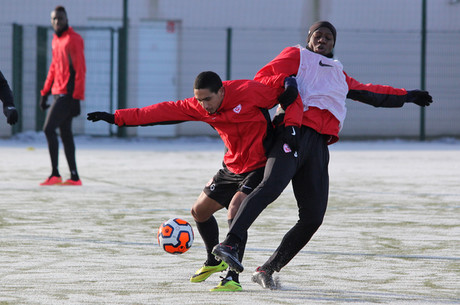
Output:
top-left (272, 107), bottom-right (285, 127)
top-left (87, 111), bottom-right (115, 124)
top-left (406, 90), bottom-right (433, 107)
top-left (3, 105), bottom-right (18, 125)
top-left (39, 95), bottom-right (50, 111)
top-left (278, 76), bottom-right (298, 110)
top-left (282, 125), bottom-right (300, 153)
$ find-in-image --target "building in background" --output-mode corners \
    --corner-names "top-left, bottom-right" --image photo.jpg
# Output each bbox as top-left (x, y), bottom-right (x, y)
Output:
top-left (0, 0), bottom-right (459, 139)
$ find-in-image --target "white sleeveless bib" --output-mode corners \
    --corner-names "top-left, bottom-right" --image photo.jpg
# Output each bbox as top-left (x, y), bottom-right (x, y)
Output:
top-left (295, 45), bottom-right (348, 129)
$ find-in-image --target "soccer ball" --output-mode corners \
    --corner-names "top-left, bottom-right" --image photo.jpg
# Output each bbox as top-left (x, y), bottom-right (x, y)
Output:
top-left (157, 218), bottom-right (194, 254)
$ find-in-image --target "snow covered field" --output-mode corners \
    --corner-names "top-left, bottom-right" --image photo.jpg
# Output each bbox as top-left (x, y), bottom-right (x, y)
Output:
top-left (1, 133), bottom-right (459, 304)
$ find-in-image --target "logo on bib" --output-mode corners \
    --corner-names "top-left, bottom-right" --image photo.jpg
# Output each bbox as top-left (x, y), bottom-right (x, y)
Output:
top-left (319, 60), bottom-right (333, 67)
top-left (233, 104), bottom-right (242, 113)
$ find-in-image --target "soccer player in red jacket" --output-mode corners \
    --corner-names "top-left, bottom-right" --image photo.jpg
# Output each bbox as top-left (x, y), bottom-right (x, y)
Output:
top-left (39, 6), bottom-right (86, 186)
top-left (213, 21), bottom-right (433, 289)
top-left (87, 71), bottom-right (301, 291)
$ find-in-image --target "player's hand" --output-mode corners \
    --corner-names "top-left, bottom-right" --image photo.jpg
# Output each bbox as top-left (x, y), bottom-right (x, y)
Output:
top-left (272, 106), bottom-right (285, 127)
top-left (3, 105), bottom-right (18, 125)
top-left (283, 125), bottom-right (300, 153)
top-left (278, 76), bottom-right (298, 110)
top-left (406, 90), bottom-right (433, 107)
top-left (87, 111), bottom-right (115, 124)
top-left (39, 95), bottom-right (50, 111)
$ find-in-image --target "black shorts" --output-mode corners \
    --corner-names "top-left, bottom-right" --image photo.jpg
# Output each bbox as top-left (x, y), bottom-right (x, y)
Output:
top-left (203, 164), bottom-right (265, 208)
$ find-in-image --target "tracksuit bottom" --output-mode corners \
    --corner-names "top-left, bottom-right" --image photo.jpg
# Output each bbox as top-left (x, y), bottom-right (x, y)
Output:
top-left (43, 95), bottom-right (80, 180)
top-left (227, 126), bottom-right (330, 272)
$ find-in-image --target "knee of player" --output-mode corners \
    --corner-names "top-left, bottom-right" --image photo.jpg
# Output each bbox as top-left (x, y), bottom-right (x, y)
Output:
top-left (59, 129), bottom-right (73, 139)
top-left (190, 207), bottom-right (197, 220)
top-left (190, 206), bottom-right (207, 223)
top-left (43, 125), bottom-right (56, 136)
top-left (258, 179), bottom-right (287, 197)
top-left (298, 217), bottom-right (324, 231)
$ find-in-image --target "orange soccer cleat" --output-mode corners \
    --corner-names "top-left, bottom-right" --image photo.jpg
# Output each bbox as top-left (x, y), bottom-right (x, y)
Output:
top-left (60, 179), bottom-right (82, 186)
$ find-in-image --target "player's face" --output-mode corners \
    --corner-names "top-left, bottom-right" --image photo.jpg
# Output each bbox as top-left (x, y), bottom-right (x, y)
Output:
top-left (51, 10), bottom-right (68, 33)
top-left (194, 87), bottom-right (224, 114)
top-left (308, 27), bottom-right (334, 56)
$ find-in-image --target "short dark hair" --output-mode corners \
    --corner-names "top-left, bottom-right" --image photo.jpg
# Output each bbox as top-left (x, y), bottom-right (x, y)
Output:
top-left (54, 6), bottom-right (67, 16)
top-left (194, 71), bottom-right (223, 94)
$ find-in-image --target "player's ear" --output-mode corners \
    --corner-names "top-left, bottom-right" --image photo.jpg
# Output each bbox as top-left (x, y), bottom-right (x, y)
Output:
top-left (218, 86), bottom-right (225, 98)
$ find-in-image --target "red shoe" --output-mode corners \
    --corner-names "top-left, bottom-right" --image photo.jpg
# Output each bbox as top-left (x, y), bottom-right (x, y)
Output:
top-left (60, 179), bottom-right (82, 186)
top-left (39, 176), bottom-right (62, 186)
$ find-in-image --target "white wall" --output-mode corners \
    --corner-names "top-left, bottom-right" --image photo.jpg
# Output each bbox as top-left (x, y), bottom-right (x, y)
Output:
top-left (0, 0), bottom-right (459, 138)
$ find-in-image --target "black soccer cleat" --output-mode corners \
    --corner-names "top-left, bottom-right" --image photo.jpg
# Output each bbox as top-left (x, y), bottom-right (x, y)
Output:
top-left (212, 243), bottom-right (244, 273)
top-left (252, 267), bottom-right (277, 290)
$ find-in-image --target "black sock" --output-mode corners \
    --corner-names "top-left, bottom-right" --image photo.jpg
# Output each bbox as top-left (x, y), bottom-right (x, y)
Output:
top-left (196, 216), bottom-right (220, 266)
top-left (259, 264), bottom-right (274, 275)
top-left (51, 169), bottom-right (60, 177)
top-left (223, 233), bottom-right (241, 248)
top-left (70, 170), bottom-right (79, 181)
top-left (226, 270), bottom-right (239, 283)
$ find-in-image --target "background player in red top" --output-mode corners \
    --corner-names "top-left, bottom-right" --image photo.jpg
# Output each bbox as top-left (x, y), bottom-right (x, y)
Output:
top-left (39, 6), bottom-right (86, 186)
top-left (87, 71), bottom-right (301, 291)
top-left (213, 21), bottom-right (433, 289)
top-left (0, 70), bottom-right (18, 125)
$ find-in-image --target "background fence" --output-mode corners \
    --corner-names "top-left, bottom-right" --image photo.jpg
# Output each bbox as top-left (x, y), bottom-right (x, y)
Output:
top-left (1, 23), bottom-right (459, 139)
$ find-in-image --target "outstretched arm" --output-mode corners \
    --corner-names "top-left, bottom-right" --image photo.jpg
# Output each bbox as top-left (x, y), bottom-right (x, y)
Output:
top-left (345, 72), bottom-right (433, 107)
top-left (88, 98), bottom-right (202, 127)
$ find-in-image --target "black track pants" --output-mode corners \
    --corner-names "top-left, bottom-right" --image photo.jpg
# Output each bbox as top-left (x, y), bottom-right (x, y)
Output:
top-left (43, 95), bottom-right (80, 177)
top-left (228, 126), bottom-right (330, 271)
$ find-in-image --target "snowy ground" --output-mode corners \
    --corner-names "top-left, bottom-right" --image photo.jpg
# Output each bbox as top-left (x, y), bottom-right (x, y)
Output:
top-left (1, 132), bottom-right (459, 304)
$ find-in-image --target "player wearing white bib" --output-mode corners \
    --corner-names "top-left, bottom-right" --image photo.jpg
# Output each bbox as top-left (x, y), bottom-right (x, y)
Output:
top-left (213, 21), bottom-right (433, 289)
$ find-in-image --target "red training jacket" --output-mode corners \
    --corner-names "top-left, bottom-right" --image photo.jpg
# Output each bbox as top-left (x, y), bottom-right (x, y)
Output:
top-left (41, 27), bottom-right (86, 100)
top-left (114, 80), bottom-right (302, 174)
top-left (254, 46), bottom-right (407, 144)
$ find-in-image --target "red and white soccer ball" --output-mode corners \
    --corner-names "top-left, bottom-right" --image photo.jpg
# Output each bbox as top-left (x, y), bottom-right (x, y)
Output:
top-left (157, 218), bottom-right (194, 254)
